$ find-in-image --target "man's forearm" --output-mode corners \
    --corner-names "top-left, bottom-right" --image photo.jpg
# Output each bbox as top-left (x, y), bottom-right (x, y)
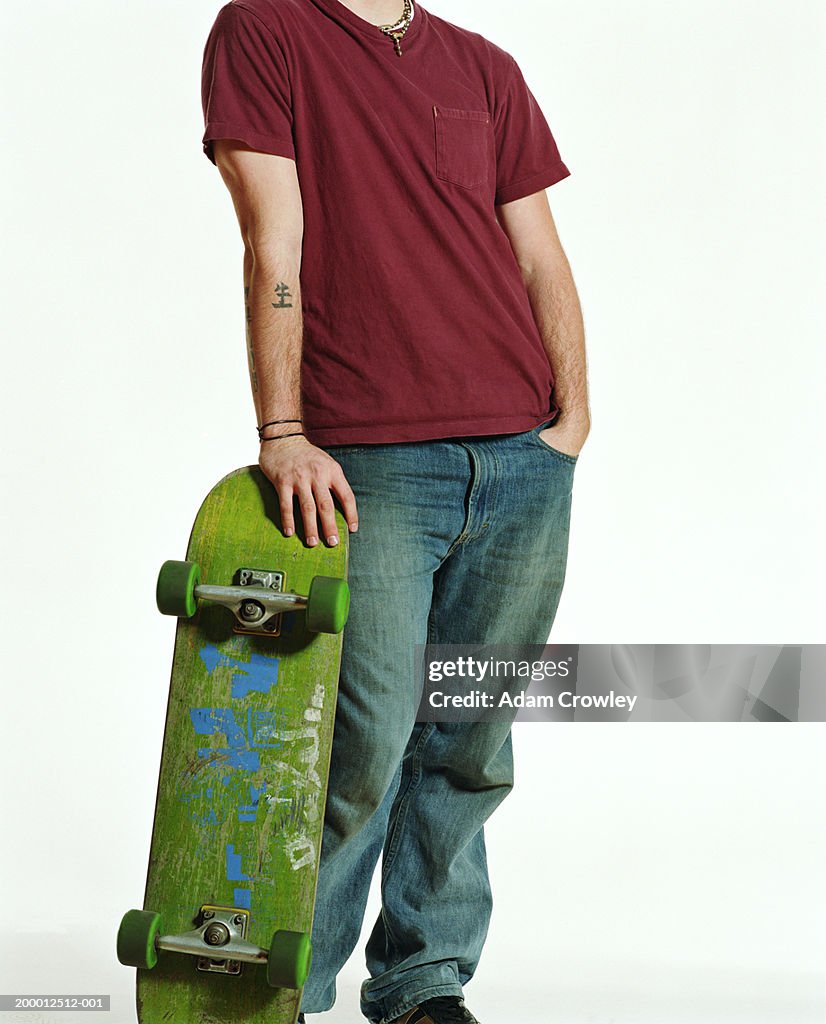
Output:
top-left (243, 245), bottom-right (304, 428)
top-left (523, 257), bottom-right (590, 431)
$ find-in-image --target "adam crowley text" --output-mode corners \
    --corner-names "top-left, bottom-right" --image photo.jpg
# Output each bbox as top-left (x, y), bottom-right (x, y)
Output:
top-left (428, 690), bottom-right (638, 711)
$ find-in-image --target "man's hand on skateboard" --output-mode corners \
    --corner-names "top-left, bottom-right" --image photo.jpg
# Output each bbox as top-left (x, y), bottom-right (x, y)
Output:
top-left (259, 436), bottom-right (359, 547)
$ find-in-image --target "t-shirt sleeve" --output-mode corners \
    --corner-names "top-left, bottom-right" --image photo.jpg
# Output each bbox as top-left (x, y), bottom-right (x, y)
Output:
top-left (201, 2), bottom-right (295, 165)
top-left (493, 56), bottom-right (570, 205)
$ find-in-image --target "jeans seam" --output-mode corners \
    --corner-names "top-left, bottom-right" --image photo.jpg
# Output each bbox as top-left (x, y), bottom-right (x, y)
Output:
top-left (455, 442), bottom-right (498, 545)
top-left (488, 441), bottom-right (502, 522)
top-left (444, 442), bottom-right (477, 558)
top-left (381, 722), bottom-right (434, 879)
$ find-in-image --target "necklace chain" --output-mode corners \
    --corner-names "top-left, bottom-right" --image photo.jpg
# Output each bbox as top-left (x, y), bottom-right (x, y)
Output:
top-left (379, 0), bottom-right (413, 57)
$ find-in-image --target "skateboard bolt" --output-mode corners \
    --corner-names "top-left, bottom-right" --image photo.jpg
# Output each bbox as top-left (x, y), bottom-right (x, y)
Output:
top-left (233, 915), bottom-right (245, 926)
top-left (204, 923), bottom-right (231, 947)
top-left (240, 600), bottom-right (264, 622)
top-left (203, 910), bottom-right (214, 920)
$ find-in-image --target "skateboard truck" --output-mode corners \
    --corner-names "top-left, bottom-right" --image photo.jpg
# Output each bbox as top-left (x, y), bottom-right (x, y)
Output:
top-left (199, 568), bottom-right (289, 635)
top-left (158, 906), bottom-right (261, 975)
top-left (117, 906), bottom-right (313, 989)
top-left (155, 560), bottom-right (350, 635)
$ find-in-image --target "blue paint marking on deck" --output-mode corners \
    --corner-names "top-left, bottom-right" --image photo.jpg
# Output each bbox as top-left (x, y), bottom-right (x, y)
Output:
top-left (199, 645), bottom-right (223, 676)
top-left (199, 644), bottom-right (280, 699)
top-left (234, 888), bottom-right (252, 910)
top-left (189, 708), bottom-right (261, 772)
top-left (249, 708), bottom-right (286, 749)
top-left (196, 747), bottom-right (260, 771)
top-left (226, 843), bottom-right (250, 881)
top-left (238, 783), bottom-right (266, 822)
top-left (190, 707), bottom-right (246, 745)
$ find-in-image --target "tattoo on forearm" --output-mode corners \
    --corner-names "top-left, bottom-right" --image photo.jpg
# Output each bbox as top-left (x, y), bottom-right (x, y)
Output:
top-left (272, 282), bottom-right (293, 309)
top-left (244, 284), bottom-right (258, 393)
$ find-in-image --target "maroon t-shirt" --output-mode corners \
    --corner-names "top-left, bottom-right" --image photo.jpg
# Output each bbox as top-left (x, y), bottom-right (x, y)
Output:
top-left (202, 0), bottom-right (571, 444)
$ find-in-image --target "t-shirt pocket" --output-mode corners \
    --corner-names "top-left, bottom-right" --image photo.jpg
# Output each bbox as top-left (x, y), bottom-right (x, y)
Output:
top-left (433, 105), bottom-right (492, 189)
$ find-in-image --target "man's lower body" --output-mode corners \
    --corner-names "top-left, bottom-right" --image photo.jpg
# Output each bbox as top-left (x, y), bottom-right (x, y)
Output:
top-left (301, 424), bottom-right (576, 1023)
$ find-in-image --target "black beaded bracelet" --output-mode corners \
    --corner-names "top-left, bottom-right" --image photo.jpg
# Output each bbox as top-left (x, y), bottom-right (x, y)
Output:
top-left (257, 418), bottom-right (303, 440)
top-left (259, 431), bottom-right (305, 443)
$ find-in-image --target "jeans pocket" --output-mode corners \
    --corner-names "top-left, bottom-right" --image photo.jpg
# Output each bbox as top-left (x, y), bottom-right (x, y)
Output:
top-left (433, 105), bottom-right (493, 189)
top-left (531, 422), bottom-right (578, 466)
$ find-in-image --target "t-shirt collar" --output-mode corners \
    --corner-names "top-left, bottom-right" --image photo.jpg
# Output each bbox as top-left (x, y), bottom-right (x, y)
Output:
top-left (309, 0), bottom-right (424, 49)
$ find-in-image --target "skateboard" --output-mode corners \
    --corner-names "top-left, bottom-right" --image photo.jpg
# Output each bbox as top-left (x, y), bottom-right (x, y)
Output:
top-left (117, 466), bottom-right (349, 1023)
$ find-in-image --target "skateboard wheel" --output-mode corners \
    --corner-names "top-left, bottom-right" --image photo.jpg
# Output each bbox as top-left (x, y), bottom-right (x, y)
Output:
top-left (305, 576), bottom-right (350, 634)
top-left (156, 560), bottom-right (201, 618)
top-left (266, 930), bottom-right (312, 989)
top-left (117, 909), bottom-right (163, 969)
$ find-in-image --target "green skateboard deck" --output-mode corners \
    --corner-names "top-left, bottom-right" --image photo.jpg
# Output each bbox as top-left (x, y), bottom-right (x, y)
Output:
top-left (118, 467), bottom-right (349, 1023)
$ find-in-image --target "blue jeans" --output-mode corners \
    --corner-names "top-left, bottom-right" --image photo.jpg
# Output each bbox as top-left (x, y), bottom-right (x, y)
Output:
top-left (302, 425), bottom-right (576, 1023)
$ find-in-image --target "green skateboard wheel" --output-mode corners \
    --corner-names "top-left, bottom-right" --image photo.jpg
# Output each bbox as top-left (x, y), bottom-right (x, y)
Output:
top-left (117, 909), bottom-right (162, 969)
top-left (266, 930), bottom-right (312, 989)
top-left (156, 560), bottom-right (201, 618)
top-left (306, 576), bottom-right (350, 634)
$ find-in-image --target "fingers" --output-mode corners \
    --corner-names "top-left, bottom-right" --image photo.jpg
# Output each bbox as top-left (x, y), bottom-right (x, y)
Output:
top-left (295, 481), bottom-right (320, 547)
top-left (311, 463), bottom-right (360, 545)
top-left (330, 472), bottom-right (359, 534)
top-left (260, 440), bottom-right (359, 547)
top-left (278, 486), bottom-right (297, 539)
top-left (312, 481), bottom-right (340, 547)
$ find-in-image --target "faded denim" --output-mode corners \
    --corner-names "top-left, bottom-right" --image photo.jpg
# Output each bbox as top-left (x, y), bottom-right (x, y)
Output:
top-left (301, 425), bottom-right (575, 1023)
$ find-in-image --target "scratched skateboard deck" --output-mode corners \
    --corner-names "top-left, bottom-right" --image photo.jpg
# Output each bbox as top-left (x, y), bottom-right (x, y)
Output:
top-left (118, 466), bottom-right (348, 1024)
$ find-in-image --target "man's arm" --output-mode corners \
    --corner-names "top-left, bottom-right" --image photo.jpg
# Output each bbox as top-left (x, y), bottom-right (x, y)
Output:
top-left (496, 191), bottom-right (590, 456)
top-left (213, 140), bottom-right (358, 545)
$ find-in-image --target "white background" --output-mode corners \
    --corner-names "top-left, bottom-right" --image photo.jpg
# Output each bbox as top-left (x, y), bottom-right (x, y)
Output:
top-left (1, 1), bottom-right (824, 1022)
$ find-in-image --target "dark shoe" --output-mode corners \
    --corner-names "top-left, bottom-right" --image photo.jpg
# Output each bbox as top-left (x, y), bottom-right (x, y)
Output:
top-left (297, 1015), bottom-right (305, 1023)
top-left (392, 996), bottom-right (480, 1024)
